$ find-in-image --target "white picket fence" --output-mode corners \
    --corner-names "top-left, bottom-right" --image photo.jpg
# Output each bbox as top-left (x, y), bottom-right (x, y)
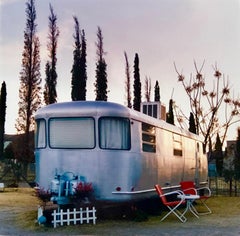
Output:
top-left (51, 207), bottom-right (97, 228)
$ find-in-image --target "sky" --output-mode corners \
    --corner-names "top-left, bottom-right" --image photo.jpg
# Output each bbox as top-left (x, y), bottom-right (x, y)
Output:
top-left (0, 0), bottom-right (240, 142)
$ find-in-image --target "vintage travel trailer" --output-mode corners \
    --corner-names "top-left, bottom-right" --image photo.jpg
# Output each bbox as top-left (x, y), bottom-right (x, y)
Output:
top-left (34, 101), bottom-right (208, 203)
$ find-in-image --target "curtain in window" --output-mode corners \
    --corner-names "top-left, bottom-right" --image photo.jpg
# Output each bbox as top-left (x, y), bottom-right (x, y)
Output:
top-left (99, 118), bottom-right (130, 150)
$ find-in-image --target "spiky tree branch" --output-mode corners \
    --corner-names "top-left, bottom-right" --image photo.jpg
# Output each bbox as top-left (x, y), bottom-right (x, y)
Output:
top-left (174, 61), bottom-right (240, 151)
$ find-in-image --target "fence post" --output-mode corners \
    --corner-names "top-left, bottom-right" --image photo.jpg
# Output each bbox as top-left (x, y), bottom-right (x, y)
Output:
top-left (67, 209), bottom-right (70, 225)
top-left (80, 208), bottom-right (83, 224)
top-left (60, 209), bottom-right (63, 226)
top-left (73, 208), bottom-right (77, 225)
top-left (53, 210), bottom-right (57, 228)
top-left (93, 207), bottom-right (96, 224)
top-left (86, 207), bottom-right (89, 223)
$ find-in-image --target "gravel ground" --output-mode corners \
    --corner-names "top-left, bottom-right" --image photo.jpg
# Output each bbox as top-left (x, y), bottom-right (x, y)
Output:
top-left (0, 211), bottom-right (240, 236)
top-left (0, 189), bottom-right (240, 236)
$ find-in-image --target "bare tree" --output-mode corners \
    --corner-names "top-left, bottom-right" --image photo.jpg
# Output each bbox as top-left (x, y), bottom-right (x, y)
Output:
top-left (144, 76), bottom-right (151, 102)
top-left (16, 0), bottom-right (41, 174)
top-left (124, 51), bottom-right (132, 108)
top-left (174, 61), bottom-right (240, 151)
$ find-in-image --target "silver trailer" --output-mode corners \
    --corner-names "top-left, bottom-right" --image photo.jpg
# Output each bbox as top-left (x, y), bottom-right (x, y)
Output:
top-left (34, 101), bottom-right (208, 203)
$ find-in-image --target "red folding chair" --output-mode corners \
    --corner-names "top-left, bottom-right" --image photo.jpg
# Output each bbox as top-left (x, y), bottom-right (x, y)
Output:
top-left (180, 181), bottom-right (212, 215)
top-left (154, 184), bottom-right (187, 222)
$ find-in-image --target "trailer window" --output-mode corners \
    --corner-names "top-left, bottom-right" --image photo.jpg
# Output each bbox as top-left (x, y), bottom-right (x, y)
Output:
top-left (49, 117), bottom-right (95, 149)
top-left (142, 123), bottom-right (156, 152)
top-left (99, 117), bottom-right (131, 150)
top-left (35, 119), bottom-right (46, 148)
top-left (173, 133), bottom-right (182, 156)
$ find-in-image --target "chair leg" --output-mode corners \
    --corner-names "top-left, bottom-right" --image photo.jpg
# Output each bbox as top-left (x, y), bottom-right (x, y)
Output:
top-left (160, 205), bottom-right (187, 223)
top-left (193, 199), bottom-right (211, 215)
top-left (198, 199), bottom-right (212, 215)
top-left (174, 208), bottom-right (187, 222)
top-left (189, 203), bottom-right (199, 216)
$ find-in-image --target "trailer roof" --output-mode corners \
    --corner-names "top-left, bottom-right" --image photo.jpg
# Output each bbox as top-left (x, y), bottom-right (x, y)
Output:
top-left (35, 101), bottom-right (203, 141)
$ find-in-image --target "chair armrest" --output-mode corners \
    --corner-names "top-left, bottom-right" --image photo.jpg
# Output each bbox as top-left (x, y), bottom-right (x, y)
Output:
top-left (196, 186), bottom-right (211, 197)
top-left (161, 190), bottom-right (186, 200)
top-left (182, 187), bottom-right (198, 195)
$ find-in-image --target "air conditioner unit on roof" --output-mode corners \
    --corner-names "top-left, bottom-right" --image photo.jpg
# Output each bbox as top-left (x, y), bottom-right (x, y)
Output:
top-left (141, 102), bottom-right (166, 120)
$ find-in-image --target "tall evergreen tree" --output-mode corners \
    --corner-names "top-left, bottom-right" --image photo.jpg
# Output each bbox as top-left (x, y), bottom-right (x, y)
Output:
top-left (166, 99), bottom-right (174, 125)
top-left (154, 80), bottom-right (160, 102)
top-left (214, 133), bottom-right (223, 176)
top-left (95, 26), bottom-right (108, 101)
top-left (16, 0), bottom-right (41, 171)
top-left (71, 16), bottom-right (87, 101)
top-left (189, 112), bottom-right (196, 134)
top-left (79, 29), bottom-right (87, 100)
top-left (133, 53), bottom-right (141, 111)
top-left (44, 4), bottom-right (59, 105)
top-left (234, 128), bottom-right (240, 180)
top-left (71, 16), bottom-right (81, 101)
top-left (0, 81), bottom-right (6, 159)
top-left (124, 51), bottom-right (132, 108)
top-left (44, 61), bottom-right (51, 103)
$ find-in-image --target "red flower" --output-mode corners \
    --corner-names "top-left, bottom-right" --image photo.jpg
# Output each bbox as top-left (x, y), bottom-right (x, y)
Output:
top-left (75, 182), bottom-right (93, 194)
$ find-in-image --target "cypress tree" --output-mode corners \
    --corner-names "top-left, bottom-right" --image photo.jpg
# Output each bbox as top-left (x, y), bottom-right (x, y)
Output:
top-left (154, 80), bottom-right (160, 102)
top-left (79, 29), bottom-right (87, 100)
top-left (95, 26), bottom-right (108, 101)
top-left (189, 112), bottom-right (196, 134)
top-left (133, 53), bottom-right (141, 111)
top-left (214, 133), bottom-right (223, 176)
top-left (44, 61), bottom-right (51, 104)
top-left (71, 17), bottom-right (87, 101)
top-left (44, 4), bottom-right (59, 104)
top-left (166, 99), bottom-right (174, 125)
top-left (234, 128), bottom-right (240, 180)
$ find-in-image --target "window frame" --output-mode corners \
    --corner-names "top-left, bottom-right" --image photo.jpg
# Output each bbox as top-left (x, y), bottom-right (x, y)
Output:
top-left (35, 119), bottom-right (47, 149)
top-left (48, 117), bottom-right (96, 149)
top-left (173, 133), bottom-right (183, 156)
top-left (142, 122), bottom-right (156, 153)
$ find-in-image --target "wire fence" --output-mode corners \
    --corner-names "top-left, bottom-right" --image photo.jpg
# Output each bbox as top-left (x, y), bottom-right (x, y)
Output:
top-left (209, 177), bottom-right (240, 197)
